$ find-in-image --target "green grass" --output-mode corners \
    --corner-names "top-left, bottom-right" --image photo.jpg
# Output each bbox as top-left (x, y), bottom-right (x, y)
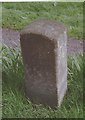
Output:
top-left (0, 41), bottom-right (2, 119)
top-left (2, 45), bottom-right (83, 118)
top-left (2, 2), bottom-right (83, 39)
top-left (0, 3), bottom-right (2, 26)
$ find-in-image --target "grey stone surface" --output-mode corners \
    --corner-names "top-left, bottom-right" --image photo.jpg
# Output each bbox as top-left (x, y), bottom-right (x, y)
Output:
top-left (1, 28), bottom-right (83, 55)
top-left (20, 19), bottom-right (67, 108)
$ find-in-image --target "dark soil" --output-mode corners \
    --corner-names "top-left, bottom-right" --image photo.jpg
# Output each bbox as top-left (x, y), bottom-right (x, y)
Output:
top-left (0, 28), bottom-right (83, 55)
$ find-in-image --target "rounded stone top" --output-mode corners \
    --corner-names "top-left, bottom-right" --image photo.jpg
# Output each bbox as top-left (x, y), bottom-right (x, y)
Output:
top-left (20, 19), bottom-right (67, 41)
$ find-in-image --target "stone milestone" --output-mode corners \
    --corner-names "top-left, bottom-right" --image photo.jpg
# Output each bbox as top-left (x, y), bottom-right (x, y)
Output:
top-left (20, 19), bottom-right (67, 108)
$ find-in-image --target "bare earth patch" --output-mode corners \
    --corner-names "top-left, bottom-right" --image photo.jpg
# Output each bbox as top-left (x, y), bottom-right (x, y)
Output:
top-left (0, 28), bottom-right (83, 55)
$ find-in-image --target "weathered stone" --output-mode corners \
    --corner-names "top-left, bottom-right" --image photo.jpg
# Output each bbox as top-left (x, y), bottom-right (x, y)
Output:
top-left (20, 19), bottom-right (67, 108)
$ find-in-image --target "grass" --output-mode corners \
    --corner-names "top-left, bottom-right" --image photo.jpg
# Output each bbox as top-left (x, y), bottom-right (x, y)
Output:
top-left (0, 43), bottom-right (2, 119)
top-left (0, 3), bottom-right (2, 26)
top-left (2, 45), bottom-right (83, 118)
top-left (2, 2), bottom-right (83, 39)
top-left (1, 2), bottom-right (84, 118)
